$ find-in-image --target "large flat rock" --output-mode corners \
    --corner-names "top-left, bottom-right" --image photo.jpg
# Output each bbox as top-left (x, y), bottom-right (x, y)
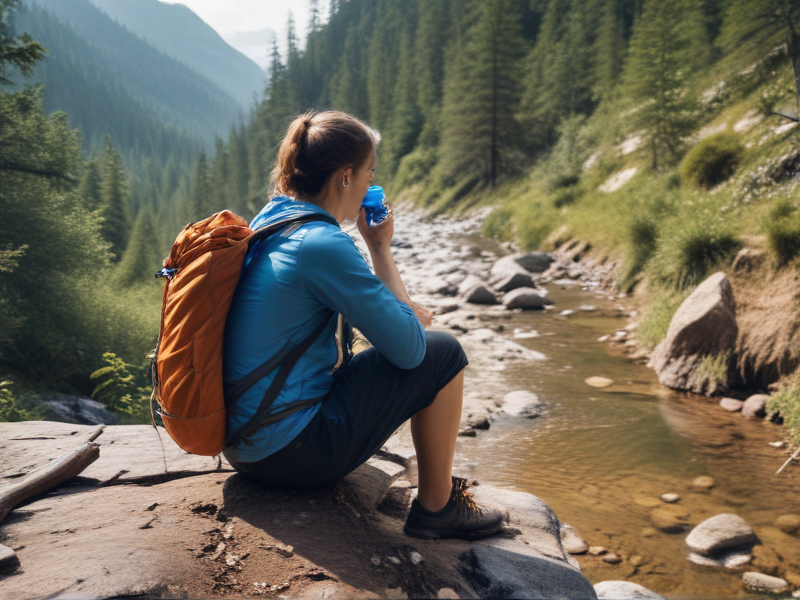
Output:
top-left (1, 422), bottom-right (232, 486)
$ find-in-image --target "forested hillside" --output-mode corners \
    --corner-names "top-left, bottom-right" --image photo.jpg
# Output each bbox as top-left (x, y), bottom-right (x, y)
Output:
top-left (17, 0), bottom-right (245, 152)
top-left (89, 0), bottom-right (266, 109)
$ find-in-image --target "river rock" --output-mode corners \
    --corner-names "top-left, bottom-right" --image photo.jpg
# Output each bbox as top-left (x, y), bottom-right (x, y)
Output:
top-left (687, 550), bottom-right (752, 570)
top-left (503, 287), bottom-right (553, 310)
top-left (660, 493), bottom-right (680, 503)
top-left (459, 276), bottom-right (499, 305)
top-left (742, 394), bottom-right (769, 418)
top-left (648, 272), bottom-right (737, 395)
top-left (720, 397), bottom-right (744, 412)
top-left (776, 514), bottom-right (800, 534)
top-left (560, 524), bottom-right (589, 554)
top-left (467, 415), bottom-right (491, 430)
top-left (0, 544), bottom-right (20, 575)
top-left (742, 572), bottom-right (790, 594)
top-left (594, 580), bottom-right (664, 599)
top-left (650, 506), bottom-right (691, 533)
top-left (493, 271), bottom-right (536, 293)
top-left (514, 252), bottom-right (555, 274)
top-left (601, 553), bottom-right (622, 564)
top-left (732, 248), bottom-right (766, 273)
top-left (489, 255), bottom-right (530, 284)
top-left (685, 514), bottom-right (758, 556)
top-left (585, 377), bottom-right (614, 388)
top-left (692, 475), bottom-right (715, 492)
top-left (501, 391), bottom-right (543, 418)
top-left (39, 393), bottom-right (117, 425)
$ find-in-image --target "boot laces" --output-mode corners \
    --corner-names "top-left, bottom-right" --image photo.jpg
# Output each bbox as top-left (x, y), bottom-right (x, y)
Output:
top-left (452, 477), bottom-right (479, 512)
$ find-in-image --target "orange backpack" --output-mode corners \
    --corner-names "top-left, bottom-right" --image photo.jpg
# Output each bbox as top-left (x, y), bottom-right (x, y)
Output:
top-left (152, 210), bottom-right (337, 456)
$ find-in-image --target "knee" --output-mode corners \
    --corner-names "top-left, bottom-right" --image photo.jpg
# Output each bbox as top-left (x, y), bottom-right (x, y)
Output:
top-left (425, 330), bottom-right (468, 368)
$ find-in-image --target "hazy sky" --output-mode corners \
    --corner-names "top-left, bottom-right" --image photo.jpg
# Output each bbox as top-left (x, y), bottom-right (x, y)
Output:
top-left (165, 0), bottom-right (315, 68)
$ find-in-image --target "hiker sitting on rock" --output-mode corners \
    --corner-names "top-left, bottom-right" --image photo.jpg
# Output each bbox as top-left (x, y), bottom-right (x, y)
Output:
top-left (222, 110), bottom-right (504, 539)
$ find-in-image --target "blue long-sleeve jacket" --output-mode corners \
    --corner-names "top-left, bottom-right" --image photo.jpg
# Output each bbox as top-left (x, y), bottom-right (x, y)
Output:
top-left (223, 197), bottom-right (426, 463)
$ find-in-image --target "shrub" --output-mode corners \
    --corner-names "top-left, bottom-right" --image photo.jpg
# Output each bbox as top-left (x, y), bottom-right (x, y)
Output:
top-left (766, 198), bottom-right (800, 265)
top-left (769, 372), bottom-right (800, 445)
top-left (0, 381), bottom-right (39, 422)
top-left (90, 352), bottom-right (152, 421)
top-left (680, 132), bottom-right (744, 189)
top-left (483, 206), bottom-right (516, 242)
top-left (553, 184), bottom-right (582, 208)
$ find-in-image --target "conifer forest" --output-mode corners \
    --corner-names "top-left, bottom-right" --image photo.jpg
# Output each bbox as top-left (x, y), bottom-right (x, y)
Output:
top-left (2, 0), bottom-right (800, 440)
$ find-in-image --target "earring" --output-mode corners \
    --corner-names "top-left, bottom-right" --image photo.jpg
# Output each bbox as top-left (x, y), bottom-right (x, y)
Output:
top-left (343, 181), bottom-right (349, 188)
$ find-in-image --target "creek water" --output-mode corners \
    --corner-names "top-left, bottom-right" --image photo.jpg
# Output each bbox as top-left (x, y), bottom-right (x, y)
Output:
top-left (451, 282), bottom-right (800, 598)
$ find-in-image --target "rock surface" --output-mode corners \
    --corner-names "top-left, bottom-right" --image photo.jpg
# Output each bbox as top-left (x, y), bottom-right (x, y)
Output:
top-left (594, 580), bottom-right (665, 599)
top-left (776, 514), bottom-right (800, 535)
top-left (685, 514), bottom-right (758, 556)
top-left (459, 276), bottom-right (499, 305)
top-left (648, 272), bottom-right (737, 395)
top-left (514, 252), bottom-right (555, 274)
top-left (492, 271), bottom-right (536, 293)
top-left (0, 421), bottom-right (595, 600)
top-left (687, 550), bottom-right (752, 570)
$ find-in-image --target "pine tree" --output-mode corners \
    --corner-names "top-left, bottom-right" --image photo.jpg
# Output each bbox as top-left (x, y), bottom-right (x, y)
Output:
top-left (190, 151), bottom-right (213, 218)
top-left (0, 0), bottom-right (45, 87)
top-left (78, 159), bottom-right (103, 211)
top-left (594, 0), bottom-right (628, 102)
top-left (414, 0), bottom-right (451, 147)
top-left (439, 0), bottom-right (527, 188)
top-left (517, 0), bottom-right (600, 155)
top-left (100, 135), bottom-right (130, 261)
top-left (621, 0), bottom-right (709, 169)
top-left (115, 206), bottom-right (161, 288)
top-left (720, 0), bottom-right (800, 108)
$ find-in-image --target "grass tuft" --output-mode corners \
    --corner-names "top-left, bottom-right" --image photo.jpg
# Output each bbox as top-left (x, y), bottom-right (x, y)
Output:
top-left (680, 132), bottom-right (744, 189)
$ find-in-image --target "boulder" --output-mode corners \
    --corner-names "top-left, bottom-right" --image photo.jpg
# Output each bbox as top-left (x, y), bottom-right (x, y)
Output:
top-left (459, 276), bottom-right (499, 305)
top-left (514, 252), bottom-right (555, 274)
top-left (685, 514), bottom-right (758, 556)
top-left (742, 572), bottom-right (790, 594)
top-left (501, 391), bottom-right (543, 418)
top-left (489, 255), bottom-right (530, 284)
top-left (742, 394), bottom-right (769, 418)
top-left (560, 524), bottom-right (589, 555)
top-left (594, 581), bottom-right (664, 599)
top-left (720, 397), bottom-right (744, 412)
top-left (503, 288), bottom-right (553, 310)
top-left (648, 272), bottom-right (737, 395)
top-left (493, 271), bottom-right (536, 293)
top-left (692, 476), bottom-right (715, 492)
top-left (39, 394), bottom-right (117, 425)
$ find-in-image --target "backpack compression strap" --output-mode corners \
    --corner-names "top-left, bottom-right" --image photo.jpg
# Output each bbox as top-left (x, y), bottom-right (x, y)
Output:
top-left (224, 212), bottom-right (339, 449)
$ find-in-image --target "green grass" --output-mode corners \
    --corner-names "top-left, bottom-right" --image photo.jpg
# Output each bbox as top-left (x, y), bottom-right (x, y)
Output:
top-left (696, 351), bottom-right (732, 395)
top-left (768, 373), bottom-right (800, 444)
top-left (766, 197), bottom-right (800, 266)
top-left (637, 286), bottom-right (690, 350)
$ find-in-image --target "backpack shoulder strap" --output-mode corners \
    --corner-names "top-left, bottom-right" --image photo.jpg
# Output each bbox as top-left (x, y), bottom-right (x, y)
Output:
top-left (223, 212), bottom-right (339, 448)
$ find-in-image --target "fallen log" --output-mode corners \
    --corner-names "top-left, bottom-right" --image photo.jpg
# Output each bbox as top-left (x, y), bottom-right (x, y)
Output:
top-left (0, 442), bottom-right (100, 524)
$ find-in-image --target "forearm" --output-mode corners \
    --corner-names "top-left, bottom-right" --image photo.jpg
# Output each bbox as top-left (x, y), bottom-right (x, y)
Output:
top-left (368, 246), bottom-right (412, 305)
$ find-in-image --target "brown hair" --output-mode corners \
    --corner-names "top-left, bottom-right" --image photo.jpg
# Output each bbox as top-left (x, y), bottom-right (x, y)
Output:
top-left (271, 110), bottom-right (381, 200)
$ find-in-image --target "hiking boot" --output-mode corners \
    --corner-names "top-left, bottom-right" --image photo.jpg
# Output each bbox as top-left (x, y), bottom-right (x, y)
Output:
top-left (403, 476), bottom-right (506, 540)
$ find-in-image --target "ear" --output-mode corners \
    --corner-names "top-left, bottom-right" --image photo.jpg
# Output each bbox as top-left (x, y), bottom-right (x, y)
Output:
top-left (341, 166), bottom-right (353, 187)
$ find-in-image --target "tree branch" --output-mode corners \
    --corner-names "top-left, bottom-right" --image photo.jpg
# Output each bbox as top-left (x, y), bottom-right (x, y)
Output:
top-left (772, 109), bottom-right (800, 122)
top-left (0, 443), bottom-right (100, 525)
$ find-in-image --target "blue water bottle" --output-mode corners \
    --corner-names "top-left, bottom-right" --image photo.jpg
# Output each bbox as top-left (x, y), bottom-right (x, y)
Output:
top-left (362, 186), bottom-right (390, 227)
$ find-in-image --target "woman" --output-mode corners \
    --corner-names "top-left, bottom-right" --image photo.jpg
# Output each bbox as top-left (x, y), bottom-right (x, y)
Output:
top-left (223, 110), bottom-right (504, 540)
